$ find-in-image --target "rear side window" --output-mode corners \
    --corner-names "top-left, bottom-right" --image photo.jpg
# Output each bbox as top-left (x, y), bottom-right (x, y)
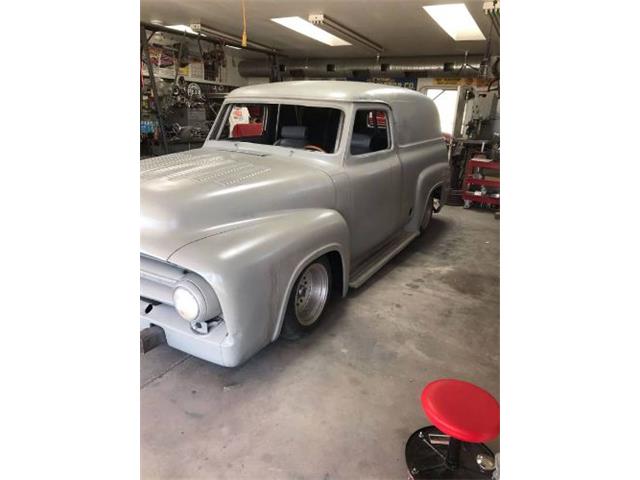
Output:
top-left (351, 109), bottom-right (391, 155)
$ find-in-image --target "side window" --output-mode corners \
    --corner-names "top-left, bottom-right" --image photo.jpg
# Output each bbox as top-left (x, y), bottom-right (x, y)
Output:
top-left (351, 109), bottom-right (391, 155)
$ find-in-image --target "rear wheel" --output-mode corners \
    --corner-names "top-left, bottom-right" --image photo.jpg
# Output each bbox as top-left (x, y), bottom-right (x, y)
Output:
top-left (281, 257), bottom-right (332, 340)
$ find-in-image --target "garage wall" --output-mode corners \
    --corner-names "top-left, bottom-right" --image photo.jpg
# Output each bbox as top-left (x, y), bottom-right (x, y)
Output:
top-left (219, 52), bottom-right (249, 86)
top-left (246, 76), bottom-right (270, 85)
top-left (143, 30), bottom-right (249, 88)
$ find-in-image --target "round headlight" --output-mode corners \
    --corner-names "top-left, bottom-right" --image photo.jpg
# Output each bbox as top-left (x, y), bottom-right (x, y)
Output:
top-left (173, 286), bottom-right (200, 321)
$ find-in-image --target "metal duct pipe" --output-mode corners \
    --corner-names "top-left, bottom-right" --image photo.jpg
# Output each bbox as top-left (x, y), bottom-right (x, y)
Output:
top-left (238, 55), bottom-right (486, 79)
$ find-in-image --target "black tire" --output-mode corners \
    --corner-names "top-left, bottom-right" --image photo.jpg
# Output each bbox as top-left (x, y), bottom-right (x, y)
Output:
top-left (281, 256), bottom-right (332, 340)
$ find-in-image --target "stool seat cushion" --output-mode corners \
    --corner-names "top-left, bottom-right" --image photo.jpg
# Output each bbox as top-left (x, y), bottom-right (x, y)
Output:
top-left (421, 379), bottom-right (499, 443)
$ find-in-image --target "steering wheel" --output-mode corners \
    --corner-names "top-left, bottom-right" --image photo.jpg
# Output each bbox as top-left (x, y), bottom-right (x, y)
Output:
top-left (304, 144), bottom-right (326, 153)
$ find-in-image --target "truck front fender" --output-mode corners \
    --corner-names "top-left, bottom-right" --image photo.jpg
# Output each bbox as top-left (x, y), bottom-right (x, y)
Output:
top-left (167, 209), bottom-right (350, 364)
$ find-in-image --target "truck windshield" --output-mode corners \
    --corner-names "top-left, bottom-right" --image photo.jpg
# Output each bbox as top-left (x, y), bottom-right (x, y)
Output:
top-left (212, 103), bottom-right (343, 154)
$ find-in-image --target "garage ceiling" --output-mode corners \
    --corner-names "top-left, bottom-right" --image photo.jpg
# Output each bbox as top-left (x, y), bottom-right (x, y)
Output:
top-left (140, 0), bottom-right (499, 59)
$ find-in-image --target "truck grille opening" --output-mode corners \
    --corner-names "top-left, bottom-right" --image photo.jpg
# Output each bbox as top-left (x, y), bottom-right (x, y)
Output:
top-left (141, 297), bottom-right (161, 315)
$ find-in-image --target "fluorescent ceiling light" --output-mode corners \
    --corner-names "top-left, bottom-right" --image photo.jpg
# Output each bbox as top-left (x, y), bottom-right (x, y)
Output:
top-left (423, 4), bottom-right (485, 41)
top-left (167, 24), bottom-right (199, 35)
top-left (271, 17), bottom-right (351, 46)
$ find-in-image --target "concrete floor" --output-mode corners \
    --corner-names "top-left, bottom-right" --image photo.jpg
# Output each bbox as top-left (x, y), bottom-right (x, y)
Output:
top-left (141, 206), bottom-right (500, 479)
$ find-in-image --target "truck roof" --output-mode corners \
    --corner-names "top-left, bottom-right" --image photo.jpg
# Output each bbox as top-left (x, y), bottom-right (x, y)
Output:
top-left (227, 80), bottom-right (425, 104)
top-left (226, 81), bottom-right (443, 146)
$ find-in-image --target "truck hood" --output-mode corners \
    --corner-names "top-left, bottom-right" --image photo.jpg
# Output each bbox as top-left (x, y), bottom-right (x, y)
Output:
top-left (140, 147), bottom-right (336, 260)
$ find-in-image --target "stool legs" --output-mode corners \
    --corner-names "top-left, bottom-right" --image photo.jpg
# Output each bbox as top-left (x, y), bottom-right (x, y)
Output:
top-left (405, 426), bottom-right (495, 479)
top-left (446, 437), bottom-right (461, 469)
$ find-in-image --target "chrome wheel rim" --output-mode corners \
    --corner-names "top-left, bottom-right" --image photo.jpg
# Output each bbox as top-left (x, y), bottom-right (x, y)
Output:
top-left (294, 263), bottom-right (329, 326)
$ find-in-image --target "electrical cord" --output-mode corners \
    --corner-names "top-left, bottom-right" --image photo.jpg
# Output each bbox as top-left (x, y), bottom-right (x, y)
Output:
top-left (241, 0), bottom-right (247, 47)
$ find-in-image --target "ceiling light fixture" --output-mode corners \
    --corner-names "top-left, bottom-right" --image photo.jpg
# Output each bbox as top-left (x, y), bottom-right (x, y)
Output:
top-left (167, 24), bottom-right (200, 35)
top-left (308, 14), bottom-right (383, 54)
top-left (271, 17), bottom-right (351, 46)
top-left (423, 4), bottom-right (486, 41)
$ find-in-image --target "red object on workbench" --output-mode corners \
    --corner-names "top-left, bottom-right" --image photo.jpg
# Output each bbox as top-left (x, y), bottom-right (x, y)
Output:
top-left (462, 157), bottom-right (500, 207)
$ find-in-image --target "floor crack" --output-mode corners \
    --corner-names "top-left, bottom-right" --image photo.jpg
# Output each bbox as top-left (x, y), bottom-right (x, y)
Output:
top-left (141, 355), bottom-right (191, 389)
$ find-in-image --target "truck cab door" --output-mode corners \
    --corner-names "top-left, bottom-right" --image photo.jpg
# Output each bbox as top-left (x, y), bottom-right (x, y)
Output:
top-left (343, 105), bottom-right (402, 263)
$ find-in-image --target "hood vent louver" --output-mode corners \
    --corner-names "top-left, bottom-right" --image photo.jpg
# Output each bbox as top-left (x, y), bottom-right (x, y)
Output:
top-left (141, 151), bottom-right (271, 186)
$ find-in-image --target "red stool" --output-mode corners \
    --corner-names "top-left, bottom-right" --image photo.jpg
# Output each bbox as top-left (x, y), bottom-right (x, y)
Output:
top-left (405, 379), bottom-right (500, 479)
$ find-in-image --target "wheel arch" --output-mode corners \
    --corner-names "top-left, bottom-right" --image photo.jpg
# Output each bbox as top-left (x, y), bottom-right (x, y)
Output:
top-left (407, 164), bottom-right (447, 231)
top-left (271, 245), bottom-right (347, 341)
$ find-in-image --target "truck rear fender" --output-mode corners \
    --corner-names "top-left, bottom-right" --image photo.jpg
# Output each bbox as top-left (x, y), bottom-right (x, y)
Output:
top-left (406, 162), bottom-right (450, 232)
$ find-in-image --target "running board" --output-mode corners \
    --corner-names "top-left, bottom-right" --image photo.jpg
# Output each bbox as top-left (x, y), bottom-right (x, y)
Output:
top-left (349, 231), bottom-right (419, 288)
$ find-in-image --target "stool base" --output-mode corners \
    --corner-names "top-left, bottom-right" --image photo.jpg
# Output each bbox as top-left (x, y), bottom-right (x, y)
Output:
top-left (405, 426), bottom-right (495, 479)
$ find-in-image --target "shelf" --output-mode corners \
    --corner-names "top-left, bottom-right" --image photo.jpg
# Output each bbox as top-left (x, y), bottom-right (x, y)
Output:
top-left (142, 73), bottom-right (237, 87)
top-left (462, 192), bottom-right (500, 205)
top-left (464, 177), bottom-right (500, 188)
top-left (469, 159), bottom-right (500, 170)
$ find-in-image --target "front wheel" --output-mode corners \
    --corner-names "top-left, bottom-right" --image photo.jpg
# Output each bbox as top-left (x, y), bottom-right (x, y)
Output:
top-left (281, 257), bottom-right (332, 340)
